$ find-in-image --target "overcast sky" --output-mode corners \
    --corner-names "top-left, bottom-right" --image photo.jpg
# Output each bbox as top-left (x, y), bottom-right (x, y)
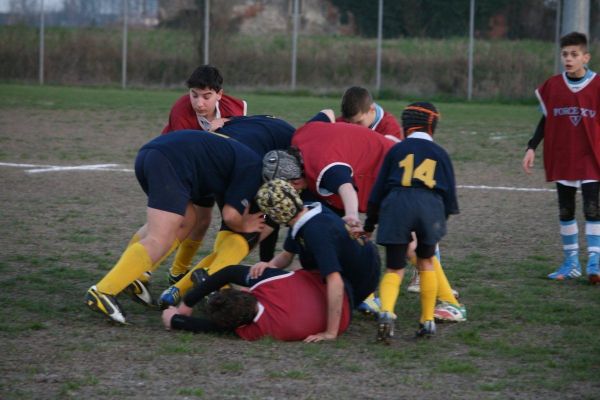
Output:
top-left (0, 0), bottom-right (64, 13)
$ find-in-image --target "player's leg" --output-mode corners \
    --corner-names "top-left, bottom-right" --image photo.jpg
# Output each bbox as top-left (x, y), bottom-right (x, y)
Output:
top-left (548, 183), bottom-right (581, 280)
top-left (168, 204), bottom-right (213, 284)
top-left (432, 254), bottom-right (467, 323)
top-left (415, 243), bottom-right (438, 338)
top-left (375, 244), bottom-right (407, 344)
top-left (86, 206), bottom-right (190, 323)
top-left (158, 229), bottom-right (256, 308)
top-left (582, 181), bottom-right (600, 283)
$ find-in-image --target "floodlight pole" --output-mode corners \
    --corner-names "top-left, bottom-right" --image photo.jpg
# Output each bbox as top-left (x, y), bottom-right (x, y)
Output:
top-left (39, 0), bottom-right (45, 85)
top-left (121, 0), bottom-right (128, 89)
top-left (561, 0), bottom-right (589, 36)
top-left (467, 0), bottom-right (475, 101)
top-left (375, 0), bottom-right (383, 94)
top-left (204, 0), bottom-right (210, 64)
top-left (291, 0), bottom-right (299, 91)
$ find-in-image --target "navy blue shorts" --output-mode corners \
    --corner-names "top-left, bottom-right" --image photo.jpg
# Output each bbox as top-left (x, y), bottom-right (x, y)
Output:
top-left (376, 188), bottom-right (446, 246)
top-left (135, 149), bottom-right (191, 216)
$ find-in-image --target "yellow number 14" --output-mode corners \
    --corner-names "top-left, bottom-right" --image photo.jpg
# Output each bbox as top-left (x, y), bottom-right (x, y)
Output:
top-left (398, 154), bottom-right (437, 188)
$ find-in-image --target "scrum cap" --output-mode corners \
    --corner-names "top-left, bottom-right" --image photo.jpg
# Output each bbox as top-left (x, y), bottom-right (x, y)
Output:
top-left (255, 179), bottom-right (304, 225)
top-left (401, 102), bottom-right (440, 135)
top-left (262, 149), bottom-right (303, 182)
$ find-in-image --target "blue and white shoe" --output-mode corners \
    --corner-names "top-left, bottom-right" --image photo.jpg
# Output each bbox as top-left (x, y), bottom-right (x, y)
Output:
top-left (415, 320), bottom-right (436, 338)
top-left (357, 296), bottom-right (381, 316)
top-left (547, 260), bottom-right (582, 280)
top-left (158, 286), bottom-right (181, 309)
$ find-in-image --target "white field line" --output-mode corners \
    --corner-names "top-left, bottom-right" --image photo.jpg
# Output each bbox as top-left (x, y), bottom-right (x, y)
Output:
top-left (0, 162), bottom-right (133, 173)
top-left (0, 161), bottom-right (553, 192)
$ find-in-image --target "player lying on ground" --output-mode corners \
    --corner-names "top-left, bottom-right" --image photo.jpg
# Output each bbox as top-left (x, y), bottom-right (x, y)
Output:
top-left (161, 266), bottom-right (352, 342)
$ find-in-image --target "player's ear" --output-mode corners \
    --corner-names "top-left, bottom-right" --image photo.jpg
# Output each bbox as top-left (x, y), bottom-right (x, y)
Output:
top-left (216, 89), bottom-right (223, 100)
top-left (584, 52), bottom-right (591, 65)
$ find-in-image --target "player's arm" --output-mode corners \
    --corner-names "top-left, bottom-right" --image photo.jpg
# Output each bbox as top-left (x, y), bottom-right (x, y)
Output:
top-left (320, 165), bottom-right (360, 227)
top-left (522, 116), bottom-right (545, 174)
top-left (304, 271), bottom-right (344, 343)
top-left (249, 250), bottom-right (295, 279)
top-left (338, 183), bottom-right (360, 228)
top-left (222, 203), bottom-right (266, 233)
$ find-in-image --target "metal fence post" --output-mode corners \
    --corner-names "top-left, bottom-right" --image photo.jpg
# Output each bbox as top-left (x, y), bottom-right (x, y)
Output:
top-left (204, 0), bottom-right (210, 64)
top-left (121, 0), bottom-right (128, 89)
top-left (375, 0), bottom-right (383, 94)
top-left (291, 0), bottom-right (299, 91)
top-left (39, 0), bottom-right (45, 85)
top-left (467, 0), bottom-right (475, 101)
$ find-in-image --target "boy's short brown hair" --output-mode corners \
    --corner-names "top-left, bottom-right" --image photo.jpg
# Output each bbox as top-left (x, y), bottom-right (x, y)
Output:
top-left (341, 86), bottom-right (373, 119)
top-left (560, 32), bottom-right (588, 51)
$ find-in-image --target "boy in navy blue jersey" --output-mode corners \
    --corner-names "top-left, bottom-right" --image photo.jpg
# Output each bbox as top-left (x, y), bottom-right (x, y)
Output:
top-left (364, 102), bottom-right (465, 342)
top-left (252, 179), bottom-right (381, 342)
top-left (156, 115), bottom-right (295, 308)
top-left (85, 131), bottom-right (267, 324)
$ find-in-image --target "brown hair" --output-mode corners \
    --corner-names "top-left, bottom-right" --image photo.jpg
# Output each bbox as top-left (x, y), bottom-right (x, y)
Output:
top-left (205, 289), bottom-right (257, 329)
top-left (341, 86), bottom-right (373, 119)
top-left (560, 32), bottom-right (588, 51)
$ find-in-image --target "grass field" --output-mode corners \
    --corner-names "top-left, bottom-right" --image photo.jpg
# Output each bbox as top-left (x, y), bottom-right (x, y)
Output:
top-left (1, 84), bottom-right (599, 399)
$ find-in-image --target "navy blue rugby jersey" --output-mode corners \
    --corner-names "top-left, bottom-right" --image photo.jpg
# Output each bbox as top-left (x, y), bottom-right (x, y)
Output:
top-left (283, 203), bottom-right (380, 306)
top-left (217, 115), bottom-right (295, 157)
top-left (369, 132), bottom-right (459, 217)
top-left (139, 130), bottom-right (262, 214)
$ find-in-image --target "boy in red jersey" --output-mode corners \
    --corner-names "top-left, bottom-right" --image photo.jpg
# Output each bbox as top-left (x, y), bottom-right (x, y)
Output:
top-left (162, 64), bottom-right (247, 134)
top-left (336, 86), bottom-right (403, 142)
top-left (161, 267), bottom-right (352, 341)
top-left (522, 32), bottom-right (600, 284)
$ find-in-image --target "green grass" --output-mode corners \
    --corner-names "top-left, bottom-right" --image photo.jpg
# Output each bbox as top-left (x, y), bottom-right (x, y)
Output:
top-left (1, 84), bottom-right (599, 399)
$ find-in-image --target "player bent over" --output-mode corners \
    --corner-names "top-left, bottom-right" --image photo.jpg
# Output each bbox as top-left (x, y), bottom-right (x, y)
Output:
top-left (249, 179), bottom-right (381, 341)
top-left (84, 131), bottom-right (265, 324)
top-left (364, 102), bottom-right (465, 343)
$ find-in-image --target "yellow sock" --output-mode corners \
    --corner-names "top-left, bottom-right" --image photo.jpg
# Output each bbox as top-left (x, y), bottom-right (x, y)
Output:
top-left (174, 233), bottom-right (249, 295)
top-left (171, 238), bottom-right (203, 276)
top-left (419, 270), bottom-right (438, 323)
top-left (97, 242), bottom-right (152, 295)
top-left (379, 272), bottom-right (402, 314)
top-left (433, 256), bottom-right (459, 305)
top-left (127, 233), bottom-right (141, 248)
top-left (132, 239), bottom-right (180, 284)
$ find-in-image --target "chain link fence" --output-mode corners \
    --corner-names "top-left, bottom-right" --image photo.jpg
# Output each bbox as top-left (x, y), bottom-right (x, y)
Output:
top-left (0, 0), bottom-right (598, 100)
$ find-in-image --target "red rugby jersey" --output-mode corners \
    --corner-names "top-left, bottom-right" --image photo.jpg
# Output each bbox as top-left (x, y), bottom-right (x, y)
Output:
top-left (235, 270), bottom-right (351, 341)
top-left (336, 110), bottom-right (403, 140)
top-left (536, 73), bottom-right (600, 181)
top-left (292, 121), bottom-right (394, 212)
top-left (162, 93), bottom-right (247, 134)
